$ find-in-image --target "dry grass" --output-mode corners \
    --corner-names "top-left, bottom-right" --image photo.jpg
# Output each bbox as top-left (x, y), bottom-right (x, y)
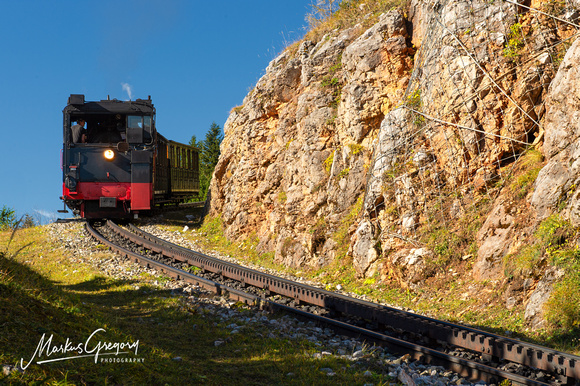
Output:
top-left (285, 0), bottom-right (406, 57)
top-left (305, 0), bottom-right (406, 43)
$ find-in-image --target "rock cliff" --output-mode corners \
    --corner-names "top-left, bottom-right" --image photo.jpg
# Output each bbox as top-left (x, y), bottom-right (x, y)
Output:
top-left (210, 8), bottom-right (413, 270)
top-left (209, 0), bottom-right (580, 329)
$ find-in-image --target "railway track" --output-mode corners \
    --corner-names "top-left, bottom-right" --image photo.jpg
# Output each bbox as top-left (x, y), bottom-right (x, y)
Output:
top-left (85, 220), bottom-right (580, 385)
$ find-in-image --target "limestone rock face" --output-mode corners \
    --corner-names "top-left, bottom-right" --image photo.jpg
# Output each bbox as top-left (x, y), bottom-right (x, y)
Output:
top-left (387, 248), bottom-right (432, 290)
top-left (524, 267), bottom-right (565, 329)
top-left (209, 0), bottom-right (580, 328)
top-left (210, 10), bottom-right (413, 269)
top-left (360, 0), bottom-right (572, 284)
top-left (348, 0), bottom-right (575, 326)
top-left (473, 201), bottom-right (515, 281)
top-left (531, 38), bottom-right (580, 224)
top-left (350, 219), bottom-right (379, 277)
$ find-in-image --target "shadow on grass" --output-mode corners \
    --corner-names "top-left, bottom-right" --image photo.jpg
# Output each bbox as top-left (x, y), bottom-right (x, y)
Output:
top-left (1, 249), bottom-right (381, 385)
top-left (0, 251), bottom-right (183, 383)
top-left (63, 275), bottom-right (137, 292)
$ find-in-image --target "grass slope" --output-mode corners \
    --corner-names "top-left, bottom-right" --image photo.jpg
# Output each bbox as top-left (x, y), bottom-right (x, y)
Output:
top-left (0, 226), bottom-right (391, 385)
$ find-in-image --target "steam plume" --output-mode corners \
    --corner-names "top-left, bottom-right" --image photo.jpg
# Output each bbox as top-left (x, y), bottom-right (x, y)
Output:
top-left (121, 83), bottom-right (133, 100)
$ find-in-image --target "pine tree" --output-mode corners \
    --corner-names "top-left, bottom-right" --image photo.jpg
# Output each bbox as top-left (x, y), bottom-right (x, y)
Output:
top-left (22, 214), bottom-right (36, 228)
top-left (188, 135), bottom-right (202, 149)
top-left (189, 122), bottom-right (223, 201)
top-left (0, 205), bottom-right (16, 230)
top-left (201, 122), bottom-right (223, 170)
top-left (200, 122), bottom-right (223, 200)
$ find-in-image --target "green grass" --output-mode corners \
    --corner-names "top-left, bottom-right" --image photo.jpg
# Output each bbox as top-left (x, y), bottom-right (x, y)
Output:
top-left (348, 143), bottom-right (363, 156)
top-left (338, 167), bottom-right (350, 179)
top-left (406, 88), bottom-right (425, 126)
top-left (193, 216), bottom-right (281, 271)
top-left (508, 149), bottom-right (544, 199)
top-left (502, 211), bottom-right (580, 334)
top-left (0, 226), bottom-right (397, 385)
top-left (278, 191), bottom-right (287, 204)
top-left (545, 269), bottom-right (580, 330)
top-left (332, 196), bottom-right (364, 257)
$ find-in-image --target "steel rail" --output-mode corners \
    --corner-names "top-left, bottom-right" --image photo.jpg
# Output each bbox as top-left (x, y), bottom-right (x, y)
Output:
top-left (265, 301), bottom-right (550, 386)
top-left (85, 221), bottom-right (257, 305)
top-left (85, 221), bottom-right (549, 385)
top-left (111, 221), bottom-right (579, 384)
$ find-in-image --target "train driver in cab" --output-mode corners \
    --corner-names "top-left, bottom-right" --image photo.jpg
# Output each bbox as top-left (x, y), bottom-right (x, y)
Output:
top-left (71, 118), bottom-right (87, 143)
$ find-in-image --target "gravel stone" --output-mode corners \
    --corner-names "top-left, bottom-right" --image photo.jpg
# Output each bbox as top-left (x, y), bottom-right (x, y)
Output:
top-left (320, 367), bottom-right (336, 376)
top-left (2, 365), bottom-right (22, 376)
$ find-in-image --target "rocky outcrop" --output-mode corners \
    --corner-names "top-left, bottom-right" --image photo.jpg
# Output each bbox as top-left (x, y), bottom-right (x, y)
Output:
top-left (209, 0), bottom-right (580, 329)
top-left (531, 38), bottom-right (580, 224)
top-left (524, 267), bottom-right (565, 329)
top-left (387, 247), bottom-right (432, 290)
top-left (473, 201), bottom-right (516, 281)
top-left (210, 10), bottom-right (413, 269)
top-left (350, 219), bottom-right (380, 277)
top-left (361, 0), bottom-right (565, 284)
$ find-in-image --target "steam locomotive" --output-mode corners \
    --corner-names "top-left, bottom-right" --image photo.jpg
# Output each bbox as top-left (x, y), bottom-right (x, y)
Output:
top-left (60, 94), bottom-right (199, 219)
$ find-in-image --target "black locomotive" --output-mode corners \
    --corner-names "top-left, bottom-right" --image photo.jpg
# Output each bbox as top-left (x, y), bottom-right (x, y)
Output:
top-left (61, 94), bottom-right (199, 219)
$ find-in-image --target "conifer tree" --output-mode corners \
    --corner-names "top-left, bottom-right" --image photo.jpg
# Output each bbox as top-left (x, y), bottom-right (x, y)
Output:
top-left (0, 205), bottom-right (16, 230)
top-left (188, 135), bottom-right (202, 149)
top-left (201, 122), bottom-right (223, 171)
top-left (189, 122), bottom-right (223, 201)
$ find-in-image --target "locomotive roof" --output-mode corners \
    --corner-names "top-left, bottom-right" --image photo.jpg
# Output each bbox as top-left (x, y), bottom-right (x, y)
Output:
top-left (63, 94), bottom-right (155, 115)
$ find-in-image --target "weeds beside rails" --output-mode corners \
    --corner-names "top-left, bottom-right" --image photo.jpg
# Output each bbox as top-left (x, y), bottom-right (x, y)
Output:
top-left (1, 216), bottom-right (31, 259)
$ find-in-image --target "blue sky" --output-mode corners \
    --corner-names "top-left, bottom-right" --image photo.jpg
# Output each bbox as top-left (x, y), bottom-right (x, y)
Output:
top-left (0, 0), bottom-right (311, 223)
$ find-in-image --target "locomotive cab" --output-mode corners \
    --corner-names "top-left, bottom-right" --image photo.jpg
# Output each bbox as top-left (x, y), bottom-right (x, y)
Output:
top-left (61, 94), bottom-right (157, 219)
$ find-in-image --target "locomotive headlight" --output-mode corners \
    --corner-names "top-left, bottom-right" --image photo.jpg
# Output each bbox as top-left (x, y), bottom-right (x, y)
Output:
top-left (104, 149), bottom-right (115, 160)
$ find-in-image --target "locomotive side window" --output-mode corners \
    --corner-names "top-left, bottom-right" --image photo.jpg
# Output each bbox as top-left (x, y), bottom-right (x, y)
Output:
top-left (127, 115), bottom-right (153, 144)
top-left (143, 117), bottom-right (152, 142)
top-left (128, 116), bottom-right (143, 129)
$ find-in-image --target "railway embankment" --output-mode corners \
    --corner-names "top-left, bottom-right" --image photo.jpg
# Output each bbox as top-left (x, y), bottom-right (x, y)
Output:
top-left (1, 223), bottom-right (477, 384)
